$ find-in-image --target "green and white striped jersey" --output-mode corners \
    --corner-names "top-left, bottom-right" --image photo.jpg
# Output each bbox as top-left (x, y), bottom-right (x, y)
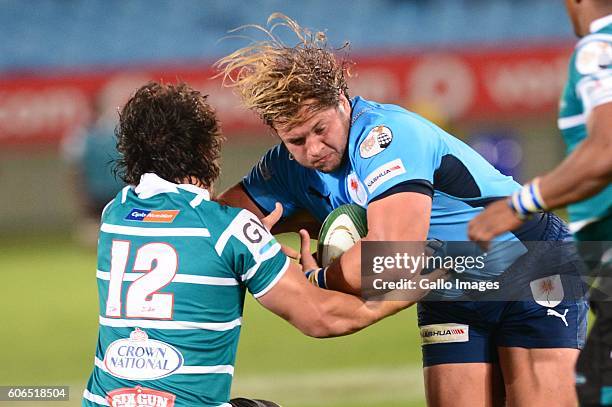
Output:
top-left (83, 173), bottom-right (289, 407)
top-left (558, 14), bottom-right (612, 232)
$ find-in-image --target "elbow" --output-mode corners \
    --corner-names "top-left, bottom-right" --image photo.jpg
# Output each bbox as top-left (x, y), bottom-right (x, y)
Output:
top-left (305, 319), bottom-right (362, 339)
top-left (303, 326), bottom-right (332, 339)
top-left (604, 160), bottom-right (612, 181)
top-left (298, 312), bottom-right (362, 339)
top-left (584, 138), bottom-right (612, 181)
top-left (297, 314), bottom-right (334, 338)
top-left (585, 159), bottom-right (612, 184)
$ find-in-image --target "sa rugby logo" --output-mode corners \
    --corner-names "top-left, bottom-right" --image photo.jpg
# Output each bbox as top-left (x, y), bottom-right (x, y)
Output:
top-left (359, 126), bottom-right (393, 158)
top-left (529, 274), bottom-right (564, 308)
top-left (347, 172), bottom-right (367, 206)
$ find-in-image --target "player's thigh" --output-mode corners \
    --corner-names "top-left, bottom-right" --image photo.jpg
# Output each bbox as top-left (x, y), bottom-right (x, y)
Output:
top-left (424, 363), bottom-right (504, 407)
top-left (495, 298), bottom-right (587, 407)
top-left (498, 346), bottom-right (579, 407)
top-left (418, 301), bottom-right (504, 406)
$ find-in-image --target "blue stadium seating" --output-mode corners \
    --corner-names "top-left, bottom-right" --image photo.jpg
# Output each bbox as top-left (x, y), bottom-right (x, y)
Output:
top-left (0, 0), bottom-right (574, 72)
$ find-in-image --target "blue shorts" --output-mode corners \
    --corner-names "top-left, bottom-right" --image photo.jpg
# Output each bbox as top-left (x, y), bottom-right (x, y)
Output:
top-left (418, 213), bottom-right (589, 367)
top-left (418, 299), bottom-right (588, 366)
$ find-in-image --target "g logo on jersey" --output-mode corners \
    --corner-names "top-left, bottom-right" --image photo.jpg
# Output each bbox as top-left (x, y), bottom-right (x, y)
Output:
top-left (359, 125), bottom-right (393, 158)
top-left (243, 217), bottom-right (266, 243)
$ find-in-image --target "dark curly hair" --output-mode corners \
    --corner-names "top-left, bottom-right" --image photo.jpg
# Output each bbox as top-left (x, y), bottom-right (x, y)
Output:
top-left (115, 82), bottom-right (224, 187)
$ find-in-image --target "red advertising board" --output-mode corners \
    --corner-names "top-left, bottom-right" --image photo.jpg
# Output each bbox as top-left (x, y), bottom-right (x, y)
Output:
top-left (0, 43), bottom-right (572, 148)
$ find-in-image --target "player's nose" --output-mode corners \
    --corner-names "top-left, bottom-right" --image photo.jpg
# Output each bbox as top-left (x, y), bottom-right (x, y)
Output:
top-left (306, 138), bottom-right (326, 160)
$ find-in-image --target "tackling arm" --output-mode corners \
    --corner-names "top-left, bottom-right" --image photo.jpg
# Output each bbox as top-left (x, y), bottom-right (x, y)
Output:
top-left (217, 182), bottom-right (321, 236)
top-left (257, 261), bottom-right (413, 338)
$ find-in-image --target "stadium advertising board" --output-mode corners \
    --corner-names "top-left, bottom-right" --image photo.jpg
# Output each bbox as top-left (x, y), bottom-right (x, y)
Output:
top-left (0, 43), bottom-right (571, 147)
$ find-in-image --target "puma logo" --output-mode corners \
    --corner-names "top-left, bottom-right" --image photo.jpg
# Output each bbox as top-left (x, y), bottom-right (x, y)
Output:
top-left (547, 308), bottom-right (569, 327)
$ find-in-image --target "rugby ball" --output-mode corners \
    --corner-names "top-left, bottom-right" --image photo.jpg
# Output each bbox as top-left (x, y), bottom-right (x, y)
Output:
top-left (317, 204), bottom-right (368, 267)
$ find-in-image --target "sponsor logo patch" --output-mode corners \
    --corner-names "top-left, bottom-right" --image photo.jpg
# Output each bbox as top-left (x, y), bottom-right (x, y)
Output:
top-left (530, 274), bottom-right (564, 308)
top-left (364, 159), bottom-right (406, 193)
top-left (576, 41), bottom-right (612, 75)
top-left (104, 328), bottom-right (184, 380)
top-left (359, 126), bottom-right (393, 158)
top-left (125, 209), bottom-right (179, 223)
top-left (420, 323), bottom-right (469, 345)
top-left (347, 172), bottom-right (367, 206)
top-left (107, 386), bottom-right (176, 407)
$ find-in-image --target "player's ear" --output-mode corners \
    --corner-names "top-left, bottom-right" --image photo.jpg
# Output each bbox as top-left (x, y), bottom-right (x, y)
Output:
top-left (337, 94), bottom-right (351, 121)
top-left (338, 93), bottom-right (350, 113)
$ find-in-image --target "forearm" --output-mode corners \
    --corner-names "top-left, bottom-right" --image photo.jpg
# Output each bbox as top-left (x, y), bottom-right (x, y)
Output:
top-left (325, 241), bottom-right (362, 295)
top-left (217, 183), bottom-right (266, 217)
top-left (315, 290), bottom-right (413, 337)
top-left (538, 105), bottom-right (612, 209)
top-left (269, 209), bottom-right (321, 236)
top-left (538, 137), bottom-right (612, 209)
top-left (218, 183), bottom-right (320, 235)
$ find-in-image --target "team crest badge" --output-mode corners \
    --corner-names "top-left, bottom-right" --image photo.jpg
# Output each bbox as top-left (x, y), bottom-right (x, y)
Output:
top-left (359, 126), bottom-right (393, 159)
top-left (530, 274), bottom-right (564, 308)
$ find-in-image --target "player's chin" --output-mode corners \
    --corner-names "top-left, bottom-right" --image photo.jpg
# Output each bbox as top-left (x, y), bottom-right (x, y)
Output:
top-left (314, 162), bottom-right (340, 173)
top-left (313, 156), bottom-right (341, 173)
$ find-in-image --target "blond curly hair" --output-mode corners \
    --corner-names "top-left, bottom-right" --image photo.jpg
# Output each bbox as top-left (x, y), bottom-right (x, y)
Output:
top-left (215, 13), bottom-right (350, 130)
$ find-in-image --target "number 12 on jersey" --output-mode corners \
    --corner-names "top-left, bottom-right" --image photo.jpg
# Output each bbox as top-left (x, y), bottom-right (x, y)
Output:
top-left (105, 240), bottom-right (178, 319)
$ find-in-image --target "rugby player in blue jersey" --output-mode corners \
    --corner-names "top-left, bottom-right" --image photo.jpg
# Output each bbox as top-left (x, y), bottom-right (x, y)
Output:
top-left (83, 82), bottom-right (415, 407)
top-left (469, 1), bottom-right (612, 405)
top-left (216, 14), bottom-right (588, 406)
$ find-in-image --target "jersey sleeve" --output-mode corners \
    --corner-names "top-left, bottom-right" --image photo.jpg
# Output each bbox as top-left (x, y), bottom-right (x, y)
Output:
top-left (242, 144), bottom-right (302, 218)
top-left (573, 37), bottom-right (612, 116)
top-left (215, 209), bottom-right (290, 298)
top-left (351, 116), bottom-right (441, 203)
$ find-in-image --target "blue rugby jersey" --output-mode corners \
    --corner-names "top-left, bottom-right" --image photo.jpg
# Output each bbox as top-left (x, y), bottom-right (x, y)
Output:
top-left (244, 96), bottom-right (521, 242)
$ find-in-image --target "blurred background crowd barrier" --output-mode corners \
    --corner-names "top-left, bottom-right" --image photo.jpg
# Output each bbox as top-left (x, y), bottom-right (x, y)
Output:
top-left (0, 0), bottom-right (574, 234)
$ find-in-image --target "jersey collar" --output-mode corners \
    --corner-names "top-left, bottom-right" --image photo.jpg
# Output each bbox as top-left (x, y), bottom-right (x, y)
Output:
top-left (134, 173), bottom-right (211, 201)
top-left (350, 96), bottom-right (374, 126)
top-left (590, 14), bottom-right (612, 34)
